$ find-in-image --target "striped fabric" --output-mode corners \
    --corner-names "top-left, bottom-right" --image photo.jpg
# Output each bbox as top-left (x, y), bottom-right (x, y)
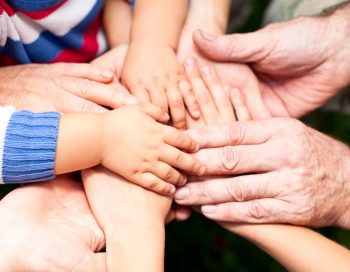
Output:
top-left (0, 0), bottom-right (107, 65)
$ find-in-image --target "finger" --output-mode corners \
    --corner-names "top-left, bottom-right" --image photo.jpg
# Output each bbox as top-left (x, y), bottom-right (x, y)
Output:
top-left (192, 29), bottom-right (270, 63)
top-left (200, 65), bottom-right (235, 123)
top-left (175, 173), bottom-right (278, 205)
top-left (167, 83), bottom-right (186, 130)
top-left (149, 85), bottom-right (168, 114)
top-left (139, 172), bottom-right (176, 196)
top-left (174, 205), bottom-right (192, 221)
top-left (185, 120), bottom-right (277, 148)
top-left (52, 62), bottom-right (114, 83)
top-left (229, 88), bottom-right (251, 121)
top-left (160, 145), bottom-right (205, 175)
top-left (59, 90), bottom-right (108, 113)
top-left (194, 145), bottom-right (275, 175)
top-left (61, 77), bottom-right (138, 108)
top-left (183, 58), bottom-right (219, 125)
top-left (151, 162), bottom-right (187, 187)
top-left (163, 126), bottom-right (199, 152)
top-left (139, 103), bottom-right (170, 123)
top-left (179, 79), bottom-right (200, 119)
top-left (131, 86), bottom-right (151, 103)
top-left (201, 198), bottom-right (289, 223)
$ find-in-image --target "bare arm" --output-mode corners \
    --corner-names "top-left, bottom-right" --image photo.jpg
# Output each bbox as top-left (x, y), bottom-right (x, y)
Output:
top-left (103, 0), bottom-right (132, 47)
top-left (226, 224), bottom-right (350, 271)
top-left (131, 0), bottom-right (188, 50)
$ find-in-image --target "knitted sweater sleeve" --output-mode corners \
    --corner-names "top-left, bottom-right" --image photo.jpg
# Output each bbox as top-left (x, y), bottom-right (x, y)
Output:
top-left (0, 106), bottom-right (60, 184)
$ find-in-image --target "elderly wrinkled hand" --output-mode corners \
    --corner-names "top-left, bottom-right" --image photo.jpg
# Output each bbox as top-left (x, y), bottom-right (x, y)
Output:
top-left (193, 7), bottom-right (350, 119)
top-left (175, 118), bottom-right (350, 228)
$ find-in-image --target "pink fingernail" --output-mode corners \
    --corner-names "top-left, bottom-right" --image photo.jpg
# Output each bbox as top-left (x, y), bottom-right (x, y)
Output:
top-left (184, 58), bottom-right (194, 69)
top-left (198, 166), bottom-right (206, 176)
top-left (202, 205), bottom-right (217, 213)
top-left (199, 30), bottom-right (215, 42)
top-left (101, 70), bottom-right (114, 78)
top-left (175, 187), bottom-right (190, 200)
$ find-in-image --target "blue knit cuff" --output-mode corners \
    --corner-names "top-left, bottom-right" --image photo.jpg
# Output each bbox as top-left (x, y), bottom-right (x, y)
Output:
top-left (2, 110), bottom-right (60, 184)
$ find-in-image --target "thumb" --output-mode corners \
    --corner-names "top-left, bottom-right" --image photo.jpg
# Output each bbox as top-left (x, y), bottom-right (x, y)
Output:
top-left (193, 29), bottom-right (271, 63)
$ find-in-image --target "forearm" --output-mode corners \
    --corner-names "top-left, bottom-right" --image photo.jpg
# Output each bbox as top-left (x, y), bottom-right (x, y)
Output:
top-left (107, 221), bottom-right (165, 272)
top-left (103, 0), bottom-right (132, 47)
top-left (225, 224), bottom-right (350, 271)
top-left (185, 0), bottom-right (231, 34)
top-left (131, 0), bottom-right (188, 49)
top-left (55, 112), bottom-right (103, 174)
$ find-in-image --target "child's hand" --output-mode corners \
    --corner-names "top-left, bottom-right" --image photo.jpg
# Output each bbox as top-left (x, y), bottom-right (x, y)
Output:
top-left (122, 41), bottom-right (200, 130)
top-left (101, 104), bottom-right (204, 195)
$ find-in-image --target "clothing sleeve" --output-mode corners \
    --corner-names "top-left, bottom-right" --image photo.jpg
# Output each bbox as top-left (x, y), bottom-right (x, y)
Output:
top-left (0, 106), bottom-right (61, 184)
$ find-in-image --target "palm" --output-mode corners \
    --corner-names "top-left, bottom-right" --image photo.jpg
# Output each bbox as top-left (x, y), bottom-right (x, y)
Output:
top-left (0, 177), bottom-right (106, 272)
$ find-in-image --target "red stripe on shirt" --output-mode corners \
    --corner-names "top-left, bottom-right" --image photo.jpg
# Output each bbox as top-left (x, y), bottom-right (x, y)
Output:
top-left (50, 15), bottom-right (101, 63)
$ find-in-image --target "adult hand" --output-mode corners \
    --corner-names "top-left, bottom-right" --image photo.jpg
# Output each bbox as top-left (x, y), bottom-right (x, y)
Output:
top-left (176, 118), bottom-right (350, 229)
top-left (193, 10), bottom-right (350, 118)
top-left (0, 62), bottom-right (135, 113)
top-left (0, 176), bottom-right (106, 272)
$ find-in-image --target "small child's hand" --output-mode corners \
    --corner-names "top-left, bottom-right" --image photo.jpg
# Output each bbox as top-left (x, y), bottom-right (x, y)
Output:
top-left (122, 41), bottom-right (200, 130)
top-left (101, 104), bottom-right (204, 195)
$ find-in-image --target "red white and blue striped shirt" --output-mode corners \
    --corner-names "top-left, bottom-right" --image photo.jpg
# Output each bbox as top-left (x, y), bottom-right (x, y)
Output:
top-left (0, 0), bottom-right (107, 65)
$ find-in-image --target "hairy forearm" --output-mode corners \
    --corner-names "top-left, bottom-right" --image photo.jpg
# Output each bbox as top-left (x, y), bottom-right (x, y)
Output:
top-left (55, 113), bottom-right (103, 174)
top-left (131, 0), bottom-right (188, 49)
top-left (103, 0), bottom-right (132, 47)
top-left (185, 0), bottom-right (231, 34)
top-left (225, 224), bottom-right (350, 271)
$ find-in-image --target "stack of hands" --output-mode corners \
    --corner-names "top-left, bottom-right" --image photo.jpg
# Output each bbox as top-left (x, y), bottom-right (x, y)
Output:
top-left (1, 2), bottom-right (350, 271)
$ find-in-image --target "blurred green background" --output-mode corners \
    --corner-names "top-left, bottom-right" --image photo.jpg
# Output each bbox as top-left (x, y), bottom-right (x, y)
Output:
top-left (165, 0), bottom-right (350, 271)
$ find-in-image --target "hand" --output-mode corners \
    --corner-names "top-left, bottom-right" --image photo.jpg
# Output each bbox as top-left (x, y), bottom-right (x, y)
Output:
top-left (175, 118), bottom-right (350, 228)
top-left (122, 41), bottom-right (199, 129)
top-left (0, 63), bottom-right (138, 113)
top-left (101, 104), bottom-right (204, 195)
top-left (83, 166), bottom-right (172, 271)
top-left (193, 12), bottom-right (350, 118)
top-left (0, 176), bottom-right (106, 272)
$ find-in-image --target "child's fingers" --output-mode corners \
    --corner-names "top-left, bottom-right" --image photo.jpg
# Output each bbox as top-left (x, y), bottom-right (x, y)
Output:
top-left (167, 83), bottom-right (186, 130)
top-left (151, 162), bottom-right (187, 187)
top-left (163, 126), bottom-right (199, 152)
top-left (229, 88), bottom-right (251, 121)
top-left (183, 58), bottom-right (219, 125)
top-left (149, 85), bottom-right (169, 114)
top-left (179, 79), bottom-right (200, 119)
top-left (139, 103), bottom-right (170, 123)
top-left (160, 146), bottom-right (205, 175)
top-left (131, 86), bottom-right (151, 103)
top-left (138, 173), bottom-right (175, 195)
top-left (200, 66), bottom-right (236, 123)
top-left (52, 62), bottom-right (114, 83)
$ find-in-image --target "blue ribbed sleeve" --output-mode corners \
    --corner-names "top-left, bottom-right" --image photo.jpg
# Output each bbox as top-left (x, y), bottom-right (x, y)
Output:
top-left (2, 110), bottom-right (60, 184)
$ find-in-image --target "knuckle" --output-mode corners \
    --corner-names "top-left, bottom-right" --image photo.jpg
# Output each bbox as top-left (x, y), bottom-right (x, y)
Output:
top-left (222, 204), bottom-right (235, 220)
top-left (170, 96), bottom-right (184, 109)
top-left (226, 124), bottom-right (244, 145)
top-left (248, 201), bottom-right (266, 220)
top-left (228, 181), bottom-right (247, 202)
top-left (80, 101), bottom-right (98, 112)
top-left (220, 146), bottom-right (239, 172)
top-left (175, 152), bottom-right (184, 165)
top-left (165, 168), bottom-right (175, 182)
top-left (147, 178), bottom-right (160, 190)
top-left (80, 80), bottom-right (93, 98)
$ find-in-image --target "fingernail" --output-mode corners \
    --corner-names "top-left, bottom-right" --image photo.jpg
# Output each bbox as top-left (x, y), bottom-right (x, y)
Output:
top-left (101, 70), bottom-right (114, 78)
top-left (201, 66), bottom-right (211, 76)
top-left (202, 205), bottom-right (217, 214)
top-left (175, 187), bottom-right (190, 200)
top-left (200, 30), bottom-right (215, 42)
top-left (192, 110), bottom-right (201, 118)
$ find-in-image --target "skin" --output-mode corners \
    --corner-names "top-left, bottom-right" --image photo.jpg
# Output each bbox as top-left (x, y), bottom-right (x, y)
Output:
top-left (0, 176), bottom-right (107, 272)
top-left (192, 7), bottom-right (350, 119)
top-left (181, 59), bottom-right (350, 271)
top-left (121, 0), bottom-right (200, 129)
top-left (0, 63), bottom-right (137, 113)
top-left (56, 104), bottom-right (203, 195)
